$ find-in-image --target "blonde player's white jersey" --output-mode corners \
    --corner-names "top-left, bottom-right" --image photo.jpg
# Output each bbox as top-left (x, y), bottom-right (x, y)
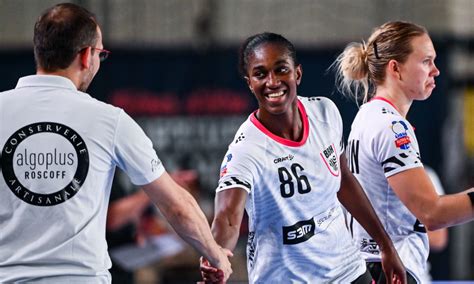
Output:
top-left (217, 97), bottom-right (366, 283)
top-left (346, 97), bottom-right (428, 283)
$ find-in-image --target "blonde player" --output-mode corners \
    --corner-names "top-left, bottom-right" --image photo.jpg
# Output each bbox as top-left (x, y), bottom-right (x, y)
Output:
top-left (334, 21), bottom-right (474, 283)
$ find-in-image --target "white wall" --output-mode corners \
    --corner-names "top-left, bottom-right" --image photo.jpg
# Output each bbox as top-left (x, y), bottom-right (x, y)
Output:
top-left (0, 0), bottom-right (472, 49)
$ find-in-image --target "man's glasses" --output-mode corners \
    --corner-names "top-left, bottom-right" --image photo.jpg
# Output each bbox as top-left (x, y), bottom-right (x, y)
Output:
top-left (92, 47), bottom-right (111, 62)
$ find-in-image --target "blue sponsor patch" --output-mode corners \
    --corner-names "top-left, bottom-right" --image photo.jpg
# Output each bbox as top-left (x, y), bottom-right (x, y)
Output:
top-left (391, 121), bottom-right (411, 150)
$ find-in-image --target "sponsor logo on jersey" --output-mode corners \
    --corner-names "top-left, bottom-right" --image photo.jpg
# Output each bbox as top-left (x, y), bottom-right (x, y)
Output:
top-left (235, 133), bottom-right (245, 144)
top-left (381, 107), bottom-right (395, 115)
top-left (391, 120), bottom-right (411, 150)
top-left (283, 217), bottom-right (315, 245)
top-left (151, 158), bottom-right (162, 172)
top-left (247, 231), bottom-right (256, 268)
top-left (306, 97), bottom-right (321, 102)
top-left (273, 154), bottom-right (294, 164)
top-left (319, 144), bottom-right (339, 176)
top-left (1, 122), bottom-right (89, 206)
top-left (219, 153), bottom-right (233, 177)
top-left (360, 238), bottom-right (380, 255)
top-left (282, 206), bottom-right (338, 245)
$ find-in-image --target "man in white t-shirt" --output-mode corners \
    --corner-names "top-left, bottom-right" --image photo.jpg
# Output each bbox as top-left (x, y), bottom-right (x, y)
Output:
top-left (0, 3), bottom-right (231, 283)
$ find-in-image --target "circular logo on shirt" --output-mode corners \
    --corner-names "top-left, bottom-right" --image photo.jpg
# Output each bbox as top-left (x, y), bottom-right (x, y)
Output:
top-left (1, 122), bottom-right (89, 206)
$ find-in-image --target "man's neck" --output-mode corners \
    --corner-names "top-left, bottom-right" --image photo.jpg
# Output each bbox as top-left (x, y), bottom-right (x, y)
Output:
top-left (36, 68), bottom-right (80, 89)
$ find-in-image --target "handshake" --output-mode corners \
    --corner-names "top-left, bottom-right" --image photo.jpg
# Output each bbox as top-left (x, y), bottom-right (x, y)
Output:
top-left (198, 249), bottom-right (233, 284)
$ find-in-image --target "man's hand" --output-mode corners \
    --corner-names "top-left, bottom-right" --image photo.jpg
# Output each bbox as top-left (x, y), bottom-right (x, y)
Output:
top-left (200, 248), bottom-right (233, 284)
top-left (200, 257), bottom-right (223, 283)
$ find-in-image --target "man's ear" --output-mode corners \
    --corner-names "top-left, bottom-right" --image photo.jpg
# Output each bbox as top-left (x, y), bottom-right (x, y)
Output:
top-left (79, 47), bottom-right (92, 69)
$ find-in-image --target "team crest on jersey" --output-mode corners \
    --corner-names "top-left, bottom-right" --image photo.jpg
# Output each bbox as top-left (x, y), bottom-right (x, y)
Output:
top-left (1, 122), bottom-right (89, 206)
top-left (220, 153), bottom-right (233, 177)
top-left (320, 144), bottom-right (339, 176)
top-left (391, 120), bottom-right (411, 150)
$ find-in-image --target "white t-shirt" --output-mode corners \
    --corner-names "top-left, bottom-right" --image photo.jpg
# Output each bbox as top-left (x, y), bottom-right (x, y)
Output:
top-left (217, 97), bottom-right (366, 283)
top-left (346, 97), bottom-right (428, 283)
top-left (0, 75), bottom-right (164, 282)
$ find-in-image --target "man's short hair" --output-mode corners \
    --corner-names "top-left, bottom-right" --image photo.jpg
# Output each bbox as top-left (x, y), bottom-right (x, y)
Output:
top-left (34, 3), bottom-right (98, 72)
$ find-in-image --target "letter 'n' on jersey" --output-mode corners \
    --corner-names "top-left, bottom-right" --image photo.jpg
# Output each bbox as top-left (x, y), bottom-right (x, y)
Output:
top-left (348, 139), bottom-right (360, 174)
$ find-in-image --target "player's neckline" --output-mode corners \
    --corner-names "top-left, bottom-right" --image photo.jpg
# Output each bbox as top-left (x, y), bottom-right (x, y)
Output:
top-left (250, 99), bottom-right (309, 147)
top-left (371, 96), bottom-right (400, 113)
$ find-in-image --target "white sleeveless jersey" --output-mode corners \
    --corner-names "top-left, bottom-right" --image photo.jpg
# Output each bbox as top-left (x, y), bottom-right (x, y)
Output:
top-left (346, 98), bottom-right (428, 283)
top-left (217, 97), bottom-right (366, 283)
top-left (0, 75), bottom-right (164, 282)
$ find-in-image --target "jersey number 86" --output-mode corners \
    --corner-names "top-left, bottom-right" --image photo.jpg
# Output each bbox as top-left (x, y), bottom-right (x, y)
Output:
top-left (278, 163), bottom-right (312, 198)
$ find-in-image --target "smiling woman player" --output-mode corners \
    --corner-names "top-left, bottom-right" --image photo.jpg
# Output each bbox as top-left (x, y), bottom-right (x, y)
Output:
top-left (333, 21), bottom-right (474, 283)
top-left (199, 32), bottom-right (407, 283)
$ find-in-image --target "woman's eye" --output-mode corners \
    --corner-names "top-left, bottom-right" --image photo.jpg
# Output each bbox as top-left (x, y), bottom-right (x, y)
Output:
top-left (423, 59), bottom-right (432, 65)
top-left (278, 66), bottom-right (289, 73)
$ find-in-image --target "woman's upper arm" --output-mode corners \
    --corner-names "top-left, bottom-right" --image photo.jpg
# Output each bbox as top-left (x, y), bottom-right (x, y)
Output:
top-left (214, 187), bottom-right (248, 222)
top-left (387, 167), bottom-right (439, 223)
top-left (212, 187), bottom-right (248, 250)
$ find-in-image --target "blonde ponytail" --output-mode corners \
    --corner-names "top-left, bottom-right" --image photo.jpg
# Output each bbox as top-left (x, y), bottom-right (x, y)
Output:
top-left (333, 41), bottom-right (370, 105)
